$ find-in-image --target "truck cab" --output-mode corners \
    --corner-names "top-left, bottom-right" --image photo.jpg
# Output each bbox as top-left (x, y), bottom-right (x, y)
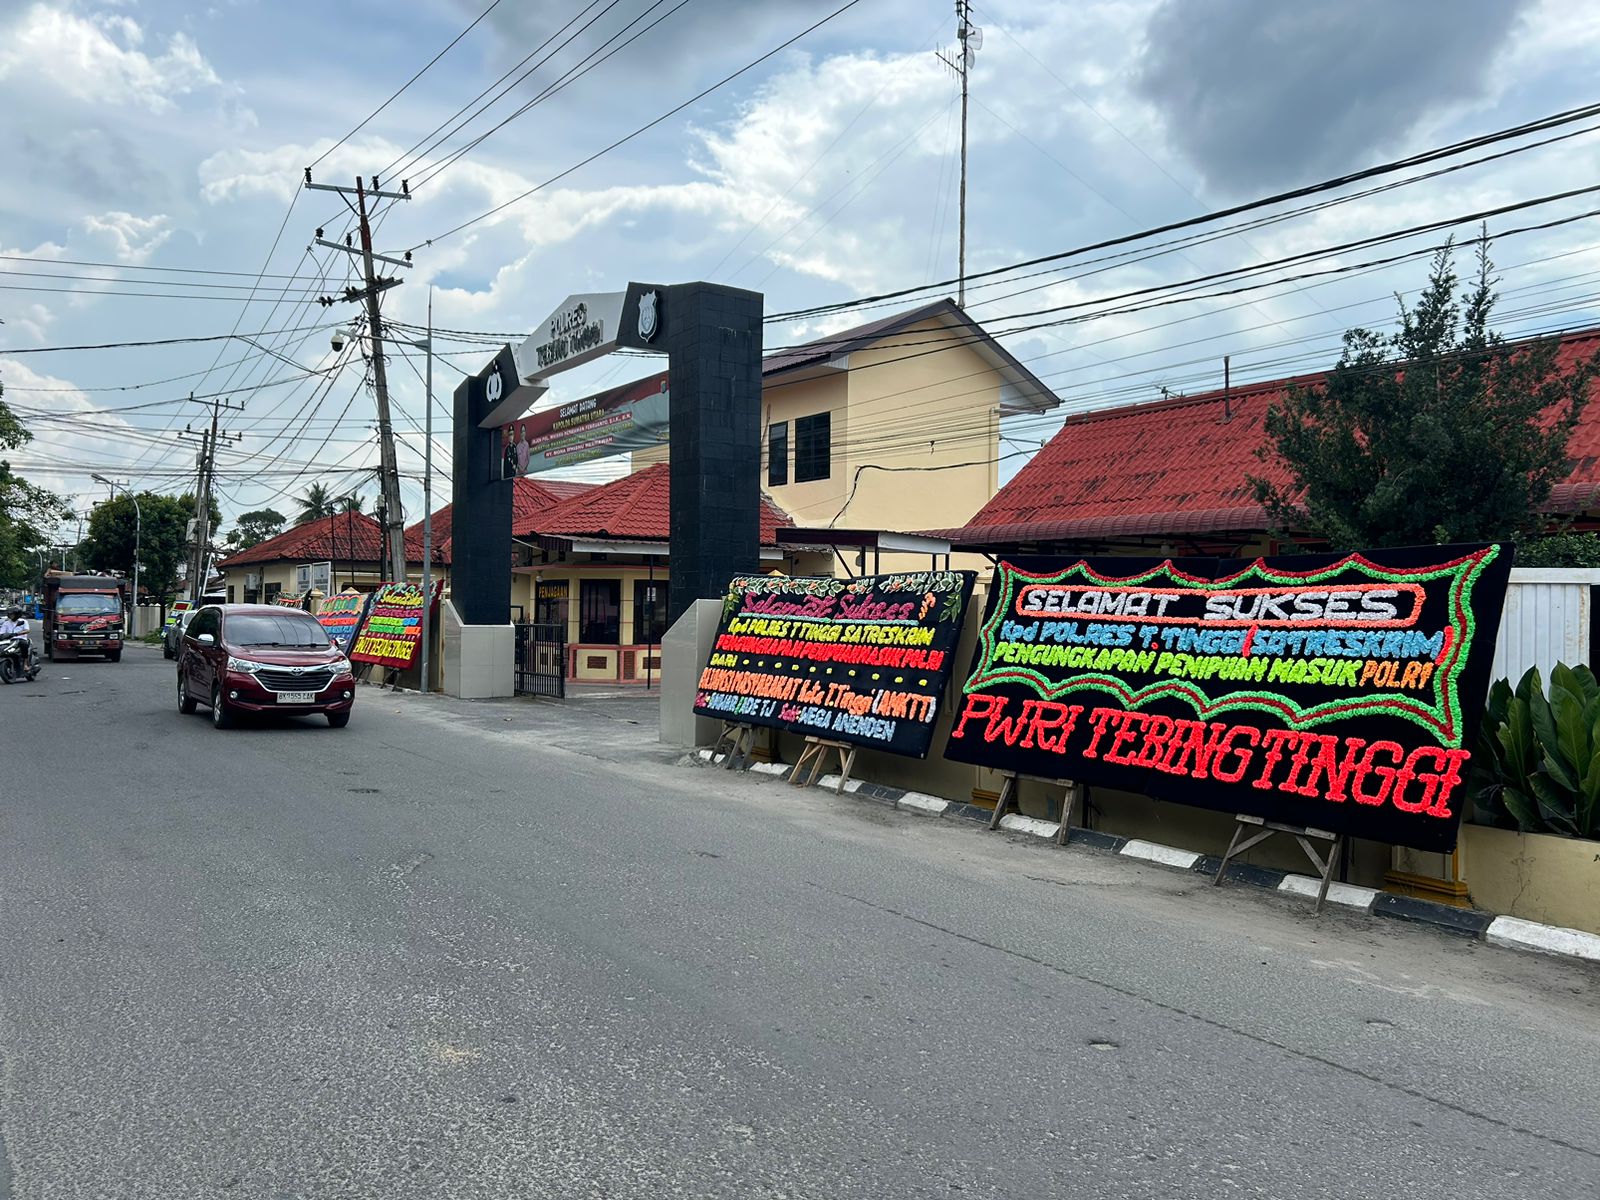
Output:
top-left (43, 573), bottom-right (130, 661)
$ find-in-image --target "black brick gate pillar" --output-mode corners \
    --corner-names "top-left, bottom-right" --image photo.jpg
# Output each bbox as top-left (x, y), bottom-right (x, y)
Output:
top-left (451, 345), bottom-right (517, 626)
top-left (661, 282), bottom-right (763, 625)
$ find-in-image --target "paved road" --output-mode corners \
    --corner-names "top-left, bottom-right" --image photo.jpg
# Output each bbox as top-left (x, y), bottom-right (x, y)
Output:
top-left (1, 646), bottom-right (1597, 1198)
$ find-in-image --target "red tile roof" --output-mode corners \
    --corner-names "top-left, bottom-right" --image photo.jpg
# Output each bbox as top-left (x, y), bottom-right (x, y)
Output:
top-left (405, 477), bottom-right (591, 565)
top-left (219, 511), bottom-right (392, 569)
top-left (960, 328), bottom-right (1600, 545)
top-left (514, 463), bottom-right (793, 543)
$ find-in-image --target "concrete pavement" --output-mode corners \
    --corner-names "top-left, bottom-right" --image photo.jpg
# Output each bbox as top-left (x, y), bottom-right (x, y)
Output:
top-left (0, 645), bottom-right (1596, 1198)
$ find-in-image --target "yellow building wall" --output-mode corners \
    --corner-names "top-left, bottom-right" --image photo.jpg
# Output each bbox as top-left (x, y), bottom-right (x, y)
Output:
top-left (833, 317), bottom-right (1000, 540)
top-left (631, 318), bottom-right (1005, 577)
top-left (760, 371), bottom-right (851, 526)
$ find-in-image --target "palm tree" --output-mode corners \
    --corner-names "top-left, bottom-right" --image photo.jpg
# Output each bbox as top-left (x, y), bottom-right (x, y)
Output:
top-left (296, 483), bottom-right (339, 524)
top-left (340, 493), bottom-right (365, 514)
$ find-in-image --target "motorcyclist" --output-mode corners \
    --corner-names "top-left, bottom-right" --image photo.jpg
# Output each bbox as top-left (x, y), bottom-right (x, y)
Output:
top-left (0, 606), bottom-right (38, 680)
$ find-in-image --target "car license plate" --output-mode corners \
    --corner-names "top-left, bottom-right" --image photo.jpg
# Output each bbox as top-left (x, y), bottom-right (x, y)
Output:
top-left (276, 691), bottom-right (315, 704)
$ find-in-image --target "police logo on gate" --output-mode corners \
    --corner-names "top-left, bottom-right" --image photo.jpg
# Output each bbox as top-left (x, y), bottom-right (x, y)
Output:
top-left (485, 368), bottom-right (504, 403)
top-left (638, 290), bottom-right (659, 342)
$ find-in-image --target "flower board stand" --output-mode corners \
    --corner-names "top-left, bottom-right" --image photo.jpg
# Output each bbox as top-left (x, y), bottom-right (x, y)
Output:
top-left (1213, 814), bottom-right (1342, 913)
top-left (987, 774), bottom-right (1081, 846)
top-left (788, 737), bottom-right (857, 794)
top-left (710, 721), bottom-right (758, 771)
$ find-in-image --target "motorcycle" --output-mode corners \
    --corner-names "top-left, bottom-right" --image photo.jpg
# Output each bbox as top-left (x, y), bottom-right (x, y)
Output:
top-left (0, 634), bottom-right (39, 684)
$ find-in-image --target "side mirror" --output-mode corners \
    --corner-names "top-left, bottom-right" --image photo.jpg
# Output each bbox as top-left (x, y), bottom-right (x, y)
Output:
top-left (197, 633), bottom-right (215, 646)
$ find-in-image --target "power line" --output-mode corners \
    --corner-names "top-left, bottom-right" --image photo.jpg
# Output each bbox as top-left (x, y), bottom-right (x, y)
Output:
top-left (407, 0), bottom-right (866, 250)
top-left (0, 254), bottom-right (329, 281)
top-left (0, 322), bottom-right (339, 355)
top-left (407, 0), bottom-right (696, 193)
top-left (0, 283), bottom-right (329, 302)
top-left (309, 0), bottom-right (508, 170)
top-left (375, 0), bottom-right (616, 186)
top-left (765, 98), bottom-right (1600, 323)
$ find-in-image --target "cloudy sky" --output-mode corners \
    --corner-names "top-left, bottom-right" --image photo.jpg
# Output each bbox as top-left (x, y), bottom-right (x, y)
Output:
top-left (3, 0), bottom-right (1600, 542)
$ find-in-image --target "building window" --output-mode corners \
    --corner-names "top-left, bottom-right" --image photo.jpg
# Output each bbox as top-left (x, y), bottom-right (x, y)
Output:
top-left (767, 421), bottom-right (788, 487)
top-left (795, 411), bottom-right (831, 483)
top-left (535, 581), bottom-right (568, 629)
top-left (633, 579), bottom-right (667, 644)
top-left (580, 579), bottom-right (621, 644)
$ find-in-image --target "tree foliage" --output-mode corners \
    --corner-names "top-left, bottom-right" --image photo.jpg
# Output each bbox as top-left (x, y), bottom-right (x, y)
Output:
top-left (296, 483), bottom-right (340, 524)
top-left (227, 508), bottom-right (287, 551)
top-left (0, 380), bottom-right (67, 589)
top-left (80, 491), bottom-right (221, 605)
top-left (1251, 241), bottom-right (1599, 549)
top-left (1516, 531), bottom-right (1600, 568)
top-left (80, 493), bottom-right (187, 604)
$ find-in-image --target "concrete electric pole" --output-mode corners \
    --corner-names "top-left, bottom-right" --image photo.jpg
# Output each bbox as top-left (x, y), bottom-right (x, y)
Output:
top-left (180, 393), bottom-right (240, 603)
top-left (306, 171), bottom-right (413, 582)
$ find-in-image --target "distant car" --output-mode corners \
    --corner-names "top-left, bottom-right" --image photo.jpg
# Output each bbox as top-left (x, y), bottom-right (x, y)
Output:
top-left (162, 608), bottom-right (196, 659)
top-left (177, 603), bottom-right (355, 729)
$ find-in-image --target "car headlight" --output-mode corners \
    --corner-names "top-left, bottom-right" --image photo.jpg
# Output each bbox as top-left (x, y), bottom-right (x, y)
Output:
top-left (226, 656), bottom-right (268, 673)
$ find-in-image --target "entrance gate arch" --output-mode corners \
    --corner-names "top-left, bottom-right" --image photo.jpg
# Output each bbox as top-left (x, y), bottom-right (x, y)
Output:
top-left (448, 283), bottom-right (763, 696)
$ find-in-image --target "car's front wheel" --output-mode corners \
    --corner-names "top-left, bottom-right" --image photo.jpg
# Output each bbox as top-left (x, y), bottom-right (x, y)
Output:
top-left (327, 711), bottom-right (350, 729)
top-left (177, 674), bottom-right (196, 714)
top-left (210, 683), bottom-right (233, 729)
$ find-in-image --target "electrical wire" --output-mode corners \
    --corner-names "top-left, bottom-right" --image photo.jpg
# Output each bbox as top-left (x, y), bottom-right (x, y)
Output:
top-left (309, 0), bottom-right (508, 171)
top-left (765, 98), bottom-right (1600, 323)
top-left (407, 0), bottom-right (867, 251)
top-left (406, 0), bottom-right (697, 194)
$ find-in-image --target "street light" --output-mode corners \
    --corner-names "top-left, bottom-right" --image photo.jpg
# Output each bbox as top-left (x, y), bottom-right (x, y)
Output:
top-left (402, 287), bottom-right (436, 694)
top-left (91, 474), bottom-right (140, 638)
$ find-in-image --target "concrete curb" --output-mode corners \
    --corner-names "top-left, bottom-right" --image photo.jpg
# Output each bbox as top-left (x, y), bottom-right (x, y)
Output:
top-left (1121, 839), bottom-right (1202, 871)
top-left (1486, 916), bottom-right (1600, 962)
top-left (688, 751), bottom-right (1600, 969)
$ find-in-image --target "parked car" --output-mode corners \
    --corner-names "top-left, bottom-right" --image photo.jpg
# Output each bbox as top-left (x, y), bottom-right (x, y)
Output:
top-left (162, 607), bottom-right (196, 659)
top-left (177, 604), bottom-right (355, 729)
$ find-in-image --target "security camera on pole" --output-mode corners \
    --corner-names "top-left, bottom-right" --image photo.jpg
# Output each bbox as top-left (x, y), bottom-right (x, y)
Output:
top-left (305, 169), bottom-right (413, 583)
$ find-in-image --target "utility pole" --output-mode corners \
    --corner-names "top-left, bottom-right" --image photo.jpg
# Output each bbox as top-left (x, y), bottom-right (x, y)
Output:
top-left (938, 3), bottom-right (980, 306)
top-left (306, 170), bottom-right (413, 582)
top-left (180, 392), bottom-right (241, 602)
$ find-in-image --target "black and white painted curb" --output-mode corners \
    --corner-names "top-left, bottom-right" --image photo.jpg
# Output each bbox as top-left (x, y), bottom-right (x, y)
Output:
top-left (691, 750), bottom-right (1600, 968)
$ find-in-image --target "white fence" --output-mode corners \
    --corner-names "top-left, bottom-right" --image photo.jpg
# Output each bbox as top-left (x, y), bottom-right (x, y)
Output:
top-left (1491, 568), bottom-right (1600, 684)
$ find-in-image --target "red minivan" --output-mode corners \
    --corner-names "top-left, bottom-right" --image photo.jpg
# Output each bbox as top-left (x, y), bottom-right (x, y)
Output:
top-left (177, 604), bottom-right (356, 729)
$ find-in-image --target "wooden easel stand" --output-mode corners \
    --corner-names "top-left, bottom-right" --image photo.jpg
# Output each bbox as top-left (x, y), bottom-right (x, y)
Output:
top-left (788, 737), bottom-right (857, 794)
top-left (988, 773), bottom-right (1080, 846)
top-left (1213, 814), bottom-right (1343, 913)
top-left (711, 722), bottom-right (758, 771)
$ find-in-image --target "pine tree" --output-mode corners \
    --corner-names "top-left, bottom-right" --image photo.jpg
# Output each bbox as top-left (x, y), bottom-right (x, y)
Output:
top-left (1251, 239), bottom-right (1599, 548)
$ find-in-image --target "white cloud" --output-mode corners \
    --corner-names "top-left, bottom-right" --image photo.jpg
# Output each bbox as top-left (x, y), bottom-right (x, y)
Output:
top-left (0, 3), bottom-right (221, 114)
top-left (0, 358), bottom-right (149, 504)
top-left (77, 211), bottom-right (173, 264)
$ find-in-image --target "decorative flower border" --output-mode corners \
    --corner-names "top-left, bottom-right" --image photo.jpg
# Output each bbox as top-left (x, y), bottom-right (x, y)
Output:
top-left (962, 547), bottom-right (1499, 745)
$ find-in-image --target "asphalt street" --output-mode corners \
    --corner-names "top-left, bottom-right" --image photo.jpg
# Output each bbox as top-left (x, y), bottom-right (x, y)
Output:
top-left (1, 644), bottom-right (1597, 1199)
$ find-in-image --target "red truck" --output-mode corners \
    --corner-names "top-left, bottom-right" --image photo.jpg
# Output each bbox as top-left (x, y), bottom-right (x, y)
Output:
top-left (42, 572), bottom-right (130, 661)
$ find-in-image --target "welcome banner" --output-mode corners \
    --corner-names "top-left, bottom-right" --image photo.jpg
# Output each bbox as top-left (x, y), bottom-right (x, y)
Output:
top-left (501, 373), bottom-right (669, 478)
top-left (317, 588), bottom-right (371, 655)
top-left (694, 571), bottom-right (976, 758)
top-left (943, 546), bottom-right (1512, 851)
top-left (348, 581), bottom-right (442, 670)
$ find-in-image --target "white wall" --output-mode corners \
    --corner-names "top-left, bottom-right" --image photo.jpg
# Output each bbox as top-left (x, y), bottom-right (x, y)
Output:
top-left (1491, 568), bottom-right (1600, 685)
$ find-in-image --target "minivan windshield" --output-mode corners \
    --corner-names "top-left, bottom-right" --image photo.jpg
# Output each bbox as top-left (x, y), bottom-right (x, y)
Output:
top-left (227, 613), bottom-right (331, 648)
